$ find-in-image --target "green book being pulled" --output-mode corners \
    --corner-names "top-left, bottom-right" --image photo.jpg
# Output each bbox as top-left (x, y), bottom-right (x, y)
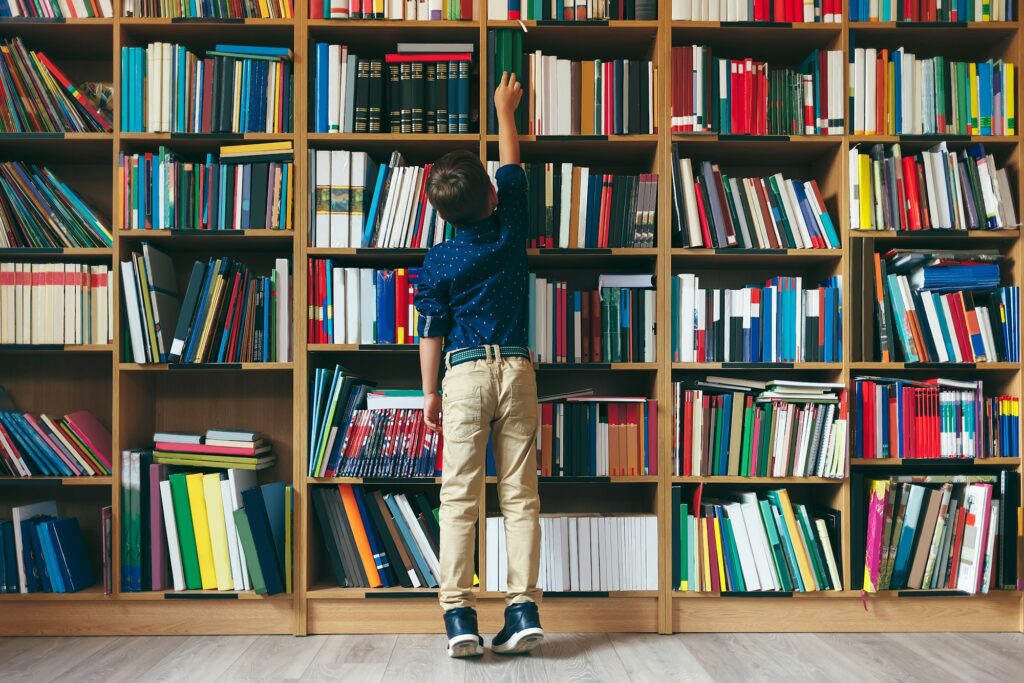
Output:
top-left (168, 473), bottom-right (202, 590)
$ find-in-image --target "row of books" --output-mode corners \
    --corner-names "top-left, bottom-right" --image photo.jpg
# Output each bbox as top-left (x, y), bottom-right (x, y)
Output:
top-left (854, 378), bottom-right (1018, 460)
top-left (0, 38), bottom-right (112, 133)
top-left (312, 0), bottom-right (472, 18)
top-left (0, 263), bottom-right (113, 346)
top-left (312, 484), bottom-right (443, 588)
top-left (860, 473), bottom-right (1019, 593)
top-left (312, 46), bottom-right (382, 134)
top-left (671, 274), bottom-right (844, 363)
top-left (1, 0), bottom-right (111, 16)
top-left (121, 453), bottom-right (292, 594)
top-left (308, 264), bottom-right (419, 345)
top-left (123, 253), bottom-right (291, 364)
top-left (672, 486), bottom-right (843, 592)
top-left (869, 249), bottom-right (1019, 364)
top-left (487, 514), bottom-right (659, 592)
top-left (489, 162), bottom-right (658, 250)
top-left (671, 0), bottom-right (841, 20)
top-left (124, 0), bottom-right (292, 17)
top-left (119, 143), bottom-right (295, 232)
top-left (121, 44), bottom-right (294, 134)
top-left (670, 151), bottom-right (840, 250)
top-left (0, 396), bottom-right (112, 478)
top-left (851, 51), bottom-right (1015, 137)
top-left (153, 428), bottom-right (275, 471)
top-left (849, 0), bottom-right (1014, 22)
top-left (489, 0), bottom-right (656, 19)
top-left (531, 275), bottom-right (657, 364)
top-left (1, 502), bottom-right (94, 594)
top-left (311, 150), bottom-right (450, 249)
top-left (0, 162), bottom-right (112, 249)
top-left (850, 143), bottom-right (1018, 233)
top-left (672, 378), bottom-right (847, 479)
top-left (670, 46), bottom-right (844, 136)
top-left (538, 397), bottom-right (658, 477)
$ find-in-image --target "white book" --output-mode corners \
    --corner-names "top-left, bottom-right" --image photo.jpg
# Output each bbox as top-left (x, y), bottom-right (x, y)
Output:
top-left (327, 45), bottom-right (342, 133)
top-left (724, 502), bottom-right (761, 591)
top-left (853, 49), bottom-right (865, 135)
top-left (377, 166), bottom-right (404, 249)
top-left (120, 260), bottom-right (147, 363)
top-left (162, 42), bottom-right (173, 132)
top-left (359, 269), bottom-right (375, 344)
top-left (980, 500), bottom-right (999, 594)
top-left (349, 152), bottom-right (367, 246)
top-left (739, 494), bottom-right (778, 590)
top-left (397, 494), bottom-right (440, 582)
top-left (558, 162), bottom-right (572, 248)
top-left (314, 151), bottom-right (332, 248)
top-left (815, 518), bottom-right (842, 591)
top-left (568, 517), bottom-right (579, 591)
top-left (331, 267), bottom-right (345, 344)
top-left (13, 500), bottom-right (58, 592)
top-left (576, 167), bottom-right (590, 247)
top-left (486, 517), bottom-right (499, 592)
top-left (274, 258), bottom-right (289, 362)
top-left (578, 518), bottom-right (592, 591)
top-left (344, 267), bottom-right (359, 345)
top-left (680, 157), bottom-right (702, 246)
top-left (498, 518), bottom-right (508, 591)
top-left (957, 484), bottom-right (993, 593)
top-left (159, 480), bottom-right (186, 591)
top-left (590, 516), bottom-right (602, 590)
top-left (226, 469), bottom-right (256, 591)
top-left (330, 150), bottom-right (350, 247)
top-left (218, 479), bottom-right (244, 590)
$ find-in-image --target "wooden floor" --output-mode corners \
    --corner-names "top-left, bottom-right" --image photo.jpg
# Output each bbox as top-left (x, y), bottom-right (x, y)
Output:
top-left (0, 632), bottom-right (1021, 682)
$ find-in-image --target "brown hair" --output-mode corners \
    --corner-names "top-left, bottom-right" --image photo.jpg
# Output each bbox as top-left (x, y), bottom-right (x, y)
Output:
top-left (426, 150), bottom-right (493, 226)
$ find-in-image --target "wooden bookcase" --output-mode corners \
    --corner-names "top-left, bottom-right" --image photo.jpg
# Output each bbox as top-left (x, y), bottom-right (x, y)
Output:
top-left (1, 1), bottom-right (1022, 637)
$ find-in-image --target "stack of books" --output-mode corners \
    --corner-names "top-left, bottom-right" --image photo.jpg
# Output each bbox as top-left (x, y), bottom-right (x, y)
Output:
top-left (310, 150), bottom-right (451, 249)
top-left (861, 473), bottom-right (1019, 593)
top-left (124, 0), bottom-right (292, 17)
top-left (853, 377), bottom-right (1018, 460)
top-left (671, 274), bottom-right (844, 363)
top-left (670, 46), bottom-right (844, 135)
top-left (487, 162), bottom-right (658, 249)
top-left (490, 0), bottom-right (656, 19)
top-left (849, 143), bottom-right (1018, 233)
top-left (308, 263), bottom-right (421, 345)
top-left (312, 484), bottom-right (443, 589)
top-left (673, 378), bottom-right (848, 478)
top-left (0, 394), bottom-right (112, 477)
top-left (868, 249), bottom-right (1019, 364)
top-left (0, 37), bottom-right (112, 133)
top-left (849, 0), bottom-right (1014, 22)
top-left (1, 501), bottom-right (95, 594)
top-left (851, 50), bottom-right (1015, 136)
top-left (119, 143), bottom-right (295, 232)
top-left (122, 251), bottom-right (291, 364)
top-left (488, 31), bottom-right (656, 135)
top-left (0, 0), bottom-right (112, 16)
top-left (672, 486), bottom-right (843, 592)
top-left (672, 0), bottom-right (841, 20)
top-left (538, 396), bottom-right (657, 477)
top-left (121, 453), bottom-right (292, 594)
top-left (0, 162), bottom-right (113, 249)
top-left (120, 44), bottom-right (294, 134)
top-left (531, 274), bottom-right (657, 364)
top-left (670, 150), bottom-right (840, 249)
top-left (152, 429), bottom-right (275, 471)
top-left (311, 0), bottom-right (473, 19)
top-left (487, 513), bottom-right (659, 592)
top-left (0, 262), bottom-right (113, 345)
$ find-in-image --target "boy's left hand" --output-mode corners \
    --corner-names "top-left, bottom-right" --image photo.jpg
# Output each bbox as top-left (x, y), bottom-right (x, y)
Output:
top-left (424, 392), bottom-right (442, 432)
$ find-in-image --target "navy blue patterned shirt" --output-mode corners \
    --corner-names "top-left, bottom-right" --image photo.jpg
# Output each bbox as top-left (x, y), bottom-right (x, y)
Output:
top-left (414, 164), bottom-right (529, 355)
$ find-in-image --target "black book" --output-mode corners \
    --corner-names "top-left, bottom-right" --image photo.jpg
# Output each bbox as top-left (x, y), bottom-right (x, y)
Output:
top-left (312, 488), bottom-right (348, 587)
top-left (411, 61), bottom-right (425, 133)
top-left (387, 62), bottom-right (401, 131)
top-left (436, 61), bottom-right (448, 134)
top-left (629, 60), bottom-right (642, 135)
top-left (398, 62), bottom-right (413, 133)
top-left (613, 60), bottom-right (624, 134)
top-left (249, 163), bottom-right (269, 229)
top-left (368, 59), bottom-right (383, 133)
top-left (998, 471), bottom-right (1020, 589)
top-left (411, 493), bottom-right (440, 547)
top-left (423, 62), bottom-right (436, 134)
top-left (211, 55), bottom-right (222, 133)
top-left (355, 59), bottom-right (371, 133)
top-left (552, 165), bottom-right (562, 243)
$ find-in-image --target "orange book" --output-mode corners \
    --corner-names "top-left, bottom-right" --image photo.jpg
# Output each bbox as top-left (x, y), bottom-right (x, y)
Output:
top-left (337, 484), bottom-right (382, 587)
top-left (580, 61), bottom-right (596, 136)
top-left (567, 166), bottom-right (582, 248)
top-left (872, 253), bottom-right (890, 362)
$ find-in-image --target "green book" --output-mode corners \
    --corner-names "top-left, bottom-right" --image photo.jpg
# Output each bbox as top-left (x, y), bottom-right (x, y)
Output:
top-left (234, 508), bottom-right (267, 594)
top-left (767, 175), bottom-right (797, 248)
top-left (720, 516), bottom-right (746, 592)
top-left (758, 499), bottom-right (792, 591)
top-left (679, 503), bottom-right (688, 590)
top-left (758, 403), bottom-right (773, 478)
top-left (168, 473), bottom-right (202, 590)
top-left (739, 401), bottom-right (753, 477)
top-left (795, 504), bottom-right (827, 590)
top-left (712, 400), bottom-right (725, 476)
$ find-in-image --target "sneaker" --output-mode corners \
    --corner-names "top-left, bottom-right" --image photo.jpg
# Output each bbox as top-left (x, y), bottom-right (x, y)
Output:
top-left (491, 602), bottom-right (544, 655)
top-left (443, 607), bottom-right (483, 658)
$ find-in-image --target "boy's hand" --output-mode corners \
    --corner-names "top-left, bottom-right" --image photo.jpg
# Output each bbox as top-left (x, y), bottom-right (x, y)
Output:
top-left (424, 392), bottom-right (442, 432)
top-left (494, 71), bottom-right (523, 116)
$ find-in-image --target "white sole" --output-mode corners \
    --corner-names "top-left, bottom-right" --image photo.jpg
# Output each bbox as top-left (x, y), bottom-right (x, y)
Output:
top-left (492, 627), bottom-right (545, 655)
top-left (447, 634), bottom-right (483, 658)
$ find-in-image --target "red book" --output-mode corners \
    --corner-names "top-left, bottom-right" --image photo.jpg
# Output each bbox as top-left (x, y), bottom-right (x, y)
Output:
top-left (706, 517), bottom-right (721, 592)
top-left (682, 390), bottom-right (693, 476)
top-left (310, 0), bottom-right (324, 19)
top-left (646, 398), bottom-right (658, 477)
top-left (693, 178), bottom-right (714, 248)
top-left (460, 0), bottom-right (473, 19)
top-left (773, 0), bottom-right (787, 21)
top-left (36, 52), bottom-right (112, 131)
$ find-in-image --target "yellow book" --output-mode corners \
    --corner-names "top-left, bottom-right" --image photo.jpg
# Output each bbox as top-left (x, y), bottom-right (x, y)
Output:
top-left (185, 473), bottom-right (218, 589)
top-left (195, 260), bottom-right (227, 361)
top-left (219, 141), bottom-right (293, 157)
top-left (257, 0), bottom-right (270, 21)
top-left (858, 154), bottom-right (873, 230)
top-left (233, 61), bottom-right (243, 132)
top-left (1006, 63), bottom-right (1015, 135)
top-left (712, 517), bottom-right (726, 590)
top-left (969, 62), bottom-right (979, 134)
top-left (772, 489), bottom-right (817, 591)
top-left (202, 473), bottom-right (234, 591)
top-left (134, 253), bottom-right (161, 361)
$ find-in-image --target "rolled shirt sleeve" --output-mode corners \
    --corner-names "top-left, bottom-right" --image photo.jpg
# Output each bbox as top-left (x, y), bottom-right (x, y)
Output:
top-left (415, 255), bottom-right (452, 338)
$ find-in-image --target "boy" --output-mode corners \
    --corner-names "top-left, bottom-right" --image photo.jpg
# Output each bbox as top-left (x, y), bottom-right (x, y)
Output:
top-left (414, 72), bottom-right (543, 658)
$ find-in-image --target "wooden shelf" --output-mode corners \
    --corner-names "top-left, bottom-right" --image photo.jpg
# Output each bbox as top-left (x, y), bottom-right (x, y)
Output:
top-left (308, 476), bottom-right (442, 484)
top-left (850, 134), bottom-right (1019, 144)
top-left (307, 586), bottom-right (440, 600)
top-left (307, 19), bottom-right (478, 29)
top-left (849, 362), bottom-right (1021, 371)
top-left (0, 247), bottom-right (113, 257)
top-left (0, 476), bottom-right (113, 485)
top-left (851, 457), bottom-right (1022, 467)
top-left (487, 475), bottom-right (657, 483)
top-left (119, 17), bottom-right (296, 25)
top-left (117, 590), bottom-right (291, 600)
top-left (848, 229), bottom-right (1020, 239)
top-left (671, 476), bottom-right (844, 484)
top-left (0, 344), bottom-right (113, 353)
top-left (671, 248), bottom-right (842, 263)
top-left (119, 362), bottom-right (293, 371)
top-left (0, 585), bottom-right (110, 600)
top-left (672, 362), bottom-right (843, 370)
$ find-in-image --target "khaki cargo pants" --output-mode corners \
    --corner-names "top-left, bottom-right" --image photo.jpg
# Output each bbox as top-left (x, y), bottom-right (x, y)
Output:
top-left (439, 346), bottom-right (542, 611)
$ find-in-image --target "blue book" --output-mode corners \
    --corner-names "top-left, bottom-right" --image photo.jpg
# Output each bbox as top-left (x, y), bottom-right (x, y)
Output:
top-left (183, 259), bottom-right (221, 362)
top-left (240, 163), bottom-right (252, 227)
top-left (120, 48), bottom-right (129, 132)
top-left (241, 486), bottom-right (285, 595)
top-left (893, 50), bottom-right (903, 133)
top-left (36, 522), bottom-right (64, 593)
top-left (761, 285), bottom-right (772, 362)
top-left (8, 413), bottom-right (63, 476)
top-left (978, 61), bottom-right (993, 136)
top-left (384, 494), bottom-right (436, 588)
top-left (769, 500), bottom-right (805, 591)
top-left (49, 518), bottom-right (94, 593)
top-left (891, 485), bottom-right (926, 588)
top-left (375, 270), bottom-right (396, 343)
top-left (718, 394), bottom-right (732, 476)
top-left (363, 164), bottom-right (388, 246)
top-left (486, 437), bottom-right (496, 476)
top-left (448, 61), bottom-right (458, 133)
top-left (214, 45), bottom-right (292, 58)
top-left (315, 43), bottom-right (328, 132)
top-left (352, 487), bottom-right (391, 587)
top-left (620, 288), bottom-right (629, 361)
top-left (2, 521), bottom-right (17, 593)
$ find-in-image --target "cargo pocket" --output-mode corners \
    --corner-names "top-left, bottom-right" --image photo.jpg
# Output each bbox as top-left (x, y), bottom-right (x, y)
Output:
top-left (442, 386), bottom-right (485, 442)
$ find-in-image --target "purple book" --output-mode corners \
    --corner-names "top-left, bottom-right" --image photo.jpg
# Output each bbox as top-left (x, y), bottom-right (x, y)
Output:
top-left (150, 464), bottom-right (169, 591)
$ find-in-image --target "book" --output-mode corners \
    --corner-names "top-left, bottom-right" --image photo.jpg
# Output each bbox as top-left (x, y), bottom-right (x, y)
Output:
top-left (0, 263), bottom-right (112, 346)
top-left (124, 0), bottom-right (292, 17)
top-left (670, 152), bottom-right (840, 249)
top-left (119, 144), bottom-right (294, 232)
top-left (673, 378), bottom-right (847, 478)
top-left (853, 377), bottom-right (1018, 460)
top-left (848, 0), bottom-right (1014, 20)
top-left (670, 46), bottom-right (844, 135)
top-left (672, 0), bottom-right (840, 20)
top-left (120, 43), bottom-right (293, 134)
top-left (671, 273), bottom-right (843, 363)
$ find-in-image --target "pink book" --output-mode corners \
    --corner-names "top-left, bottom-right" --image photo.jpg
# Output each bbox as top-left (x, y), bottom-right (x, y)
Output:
top-left (64, 410), bottom-right (113, 470)
top-left (150, 464), bottom-right (168, 591)
top-left (154, 442), bottom-right (268, 456)
top-left (23, 413), bottom-right (83, 475)
top-left (862, 480), bottom-right (888, 592)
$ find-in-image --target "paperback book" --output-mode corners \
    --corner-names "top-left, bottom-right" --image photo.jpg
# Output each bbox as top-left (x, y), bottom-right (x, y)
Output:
top-left (0, 262), bottom-right (112, 345)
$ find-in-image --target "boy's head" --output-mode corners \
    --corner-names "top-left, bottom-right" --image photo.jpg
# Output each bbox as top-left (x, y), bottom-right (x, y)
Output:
top-left (426, 150), bottom-right (497, 226)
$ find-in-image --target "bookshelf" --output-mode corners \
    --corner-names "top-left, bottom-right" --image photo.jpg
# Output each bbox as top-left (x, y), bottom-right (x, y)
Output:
top-left (0, 0), bottom-right (1022, 637)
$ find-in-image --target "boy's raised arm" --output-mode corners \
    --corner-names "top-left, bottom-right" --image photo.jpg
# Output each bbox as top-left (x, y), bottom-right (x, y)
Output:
top-left (494, 71), bottom-right (522, 166)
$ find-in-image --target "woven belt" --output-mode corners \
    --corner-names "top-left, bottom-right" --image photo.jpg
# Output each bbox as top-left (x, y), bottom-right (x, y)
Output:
top-left (445, 345), bottom-right (531, 370)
